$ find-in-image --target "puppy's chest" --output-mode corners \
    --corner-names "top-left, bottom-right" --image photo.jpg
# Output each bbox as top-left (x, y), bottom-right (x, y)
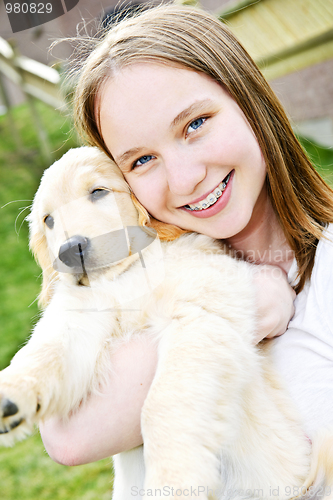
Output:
top-left (101, 248), bottom-right (250, 339)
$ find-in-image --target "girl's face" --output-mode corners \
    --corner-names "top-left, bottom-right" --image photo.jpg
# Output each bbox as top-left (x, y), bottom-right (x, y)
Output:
top-left (98, 63), bottom-right (268, 241)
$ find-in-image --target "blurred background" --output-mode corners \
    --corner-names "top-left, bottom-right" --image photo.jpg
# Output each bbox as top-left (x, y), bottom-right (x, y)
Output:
top-left (1, 0), bottom-right (333, 498)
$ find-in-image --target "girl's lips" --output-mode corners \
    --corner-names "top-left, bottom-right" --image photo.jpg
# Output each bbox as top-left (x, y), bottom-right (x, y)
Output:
top-left (185, 178), bottom-right (226, 205)
top-left (179, 170), bottom-right (234, 218)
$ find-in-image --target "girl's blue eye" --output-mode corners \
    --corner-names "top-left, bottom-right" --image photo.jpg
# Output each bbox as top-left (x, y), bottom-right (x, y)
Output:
top-left (187, 117), bottom-right (206, 134)
top-left (134, 155), bottom-right (154, 167)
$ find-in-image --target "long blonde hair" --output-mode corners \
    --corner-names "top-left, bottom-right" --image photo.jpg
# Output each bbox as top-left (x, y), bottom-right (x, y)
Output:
top-left (72, 4), bottom-right (333, 293)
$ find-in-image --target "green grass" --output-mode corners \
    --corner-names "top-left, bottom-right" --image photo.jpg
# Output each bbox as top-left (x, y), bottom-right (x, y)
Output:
top-left (298, 135), bottom-right (333, 185)
top-left (0, 101), bottom-right (113, 500)
top-left (0, 102), bottom-right (80, 369)
top-left (0, 434), bottom-right (113, 500)
top-left (0, 101), bottom-right (333, 500)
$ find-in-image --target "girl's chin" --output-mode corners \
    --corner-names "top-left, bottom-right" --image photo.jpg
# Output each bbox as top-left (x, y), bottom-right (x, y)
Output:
top-left (183, 211), bottom-right (249, 242)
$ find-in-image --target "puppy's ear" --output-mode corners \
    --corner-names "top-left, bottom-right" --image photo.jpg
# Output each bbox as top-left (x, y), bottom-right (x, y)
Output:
top-left (29, 230), bottom-right (58, 309)
top-left (130, 193), bottom-right (189, 241)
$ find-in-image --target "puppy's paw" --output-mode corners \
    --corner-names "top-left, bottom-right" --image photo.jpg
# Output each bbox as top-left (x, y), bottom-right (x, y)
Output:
top-left (0, 375), bottom-right (40, 447)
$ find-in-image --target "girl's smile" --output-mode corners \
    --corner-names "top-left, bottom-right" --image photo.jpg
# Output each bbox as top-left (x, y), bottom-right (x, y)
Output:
top-left (98, 62), bottom-right (268, 242)
top-left (179, 170), bottom-right (234, 218)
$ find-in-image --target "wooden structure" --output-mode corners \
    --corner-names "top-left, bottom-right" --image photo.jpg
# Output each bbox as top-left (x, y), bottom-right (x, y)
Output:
top-left (218, 0), bottom-right (333, 80)
top-left (0, 36), bottom-right (65, 162)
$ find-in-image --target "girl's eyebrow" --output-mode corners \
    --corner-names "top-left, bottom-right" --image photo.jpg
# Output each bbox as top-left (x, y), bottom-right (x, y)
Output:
top-left (170, 99), bottom-right (214, 130)
top-left (117, 147), bottom-right (144, 169)
top-left (116, 99), bottom-right (214, 168)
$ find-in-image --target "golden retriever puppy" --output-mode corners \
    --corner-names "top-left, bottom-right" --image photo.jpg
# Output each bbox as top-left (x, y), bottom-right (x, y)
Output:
top-left (0, 147), bottom-right (332, 500)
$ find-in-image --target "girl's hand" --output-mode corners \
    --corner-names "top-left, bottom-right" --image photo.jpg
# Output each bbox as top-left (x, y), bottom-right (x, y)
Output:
top-left (40, 337), bottom-right (158, 465)
top-left (253, 265), bottom-right (296, 344)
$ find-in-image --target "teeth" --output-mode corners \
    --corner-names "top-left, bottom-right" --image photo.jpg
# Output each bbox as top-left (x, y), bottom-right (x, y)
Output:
top-left (207, 194), bottom-right (217, 205)
top-left (185, 173), bottom-right (231, 211)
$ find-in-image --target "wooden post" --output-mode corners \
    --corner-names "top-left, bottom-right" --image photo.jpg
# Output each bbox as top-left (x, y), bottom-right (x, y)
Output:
top-left (9, 39), bottom-right (53, 165)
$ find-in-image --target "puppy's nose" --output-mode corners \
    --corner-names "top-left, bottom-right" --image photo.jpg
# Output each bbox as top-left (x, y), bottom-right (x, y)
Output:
top-left (58, 235), bottom-right (89, 268)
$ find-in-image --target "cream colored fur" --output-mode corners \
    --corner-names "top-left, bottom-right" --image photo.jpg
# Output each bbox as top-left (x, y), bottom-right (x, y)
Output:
top-left (0, 147), bottom-right (332, 500)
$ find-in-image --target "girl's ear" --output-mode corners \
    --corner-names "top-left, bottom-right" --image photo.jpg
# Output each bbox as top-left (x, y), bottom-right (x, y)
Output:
top-left (29, 231), bottom-right (59, 309)
top-left (130, 193), bottom-right (189, 241)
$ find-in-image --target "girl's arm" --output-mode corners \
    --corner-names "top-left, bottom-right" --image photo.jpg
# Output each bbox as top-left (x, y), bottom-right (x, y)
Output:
top-left (40, 266), bottom-right (295, 465)
top-left (40, 337), bottom-right (158, 465)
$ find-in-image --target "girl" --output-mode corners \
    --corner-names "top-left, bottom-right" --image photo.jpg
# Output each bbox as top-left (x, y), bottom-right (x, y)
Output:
top-left (40, 4), bottom-right (333, 466)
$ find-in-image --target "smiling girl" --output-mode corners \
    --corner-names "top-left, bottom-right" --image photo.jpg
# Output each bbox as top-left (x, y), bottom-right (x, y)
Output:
top-left (40, 4), bottom-right (333, 466)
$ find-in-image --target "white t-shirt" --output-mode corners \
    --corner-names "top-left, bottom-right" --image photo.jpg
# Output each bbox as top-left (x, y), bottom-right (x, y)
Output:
top-left (271, 223), bottom-right (333, 438)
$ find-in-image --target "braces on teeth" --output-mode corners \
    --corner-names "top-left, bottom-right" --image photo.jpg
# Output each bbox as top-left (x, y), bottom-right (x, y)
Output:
top-left (185, 173), bottom-right (231, 211)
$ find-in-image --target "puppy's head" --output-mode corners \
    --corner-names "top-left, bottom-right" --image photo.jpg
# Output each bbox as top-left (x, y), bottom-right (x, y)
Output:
top-left (29, 147), bottom-right (186, 308)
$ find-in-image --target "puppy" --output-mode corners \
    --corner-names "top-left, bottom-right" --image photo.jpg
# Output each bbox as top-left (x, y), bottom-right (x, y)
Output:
top-left (0, 147), bottom-right (332, 500)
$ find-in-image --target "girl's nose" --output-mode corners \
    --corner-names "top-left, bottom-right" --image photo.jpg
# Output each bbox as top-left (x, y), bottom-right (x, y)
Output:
top-left (163, 151), bottom-right (206, 196)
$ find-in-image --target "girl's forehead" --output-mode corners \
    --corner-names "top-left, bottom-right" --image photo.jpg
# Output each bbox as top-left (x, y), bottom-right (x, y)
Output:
top-left (98, 63), bottom-right (228, 150)
top-left (104, 61), bottom-right (219, 93)
top-left (99, 62), bottom-right (231, 125)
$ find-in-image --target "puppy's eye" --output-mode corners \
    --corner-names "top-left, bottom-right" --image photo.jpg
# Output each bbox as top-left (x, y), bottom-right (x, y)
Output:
top-left (44, 215), bottom-right (54, 229)
top-left (90, 188), bottom-right (109, 202)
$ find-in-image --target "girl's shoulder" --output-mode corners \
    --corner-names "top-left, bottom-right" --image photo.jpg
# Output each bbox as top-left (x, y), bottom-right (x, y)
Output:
top-left (315, 223), bottom-right (333, 269)
top-left (286, 224), bottom-right (333, 343)
top-left (310, 223), bottom-right (333, 332)
top-left (289, 222), bottom-right (333, 310)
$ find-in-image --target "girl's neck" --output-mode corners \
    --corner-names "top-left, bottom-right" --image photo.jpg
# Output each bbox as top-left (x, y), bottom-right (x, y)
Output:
top-left (225, 188), bottom-right (294, 273)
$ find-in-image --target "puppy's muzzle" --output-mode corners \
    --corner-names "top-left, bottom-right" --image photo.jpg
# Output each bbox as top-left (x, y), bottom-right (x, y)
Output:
top-left (58, 235), bottom-right (89, 268)
top-left (53, 227), bottom-right (158, 274)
